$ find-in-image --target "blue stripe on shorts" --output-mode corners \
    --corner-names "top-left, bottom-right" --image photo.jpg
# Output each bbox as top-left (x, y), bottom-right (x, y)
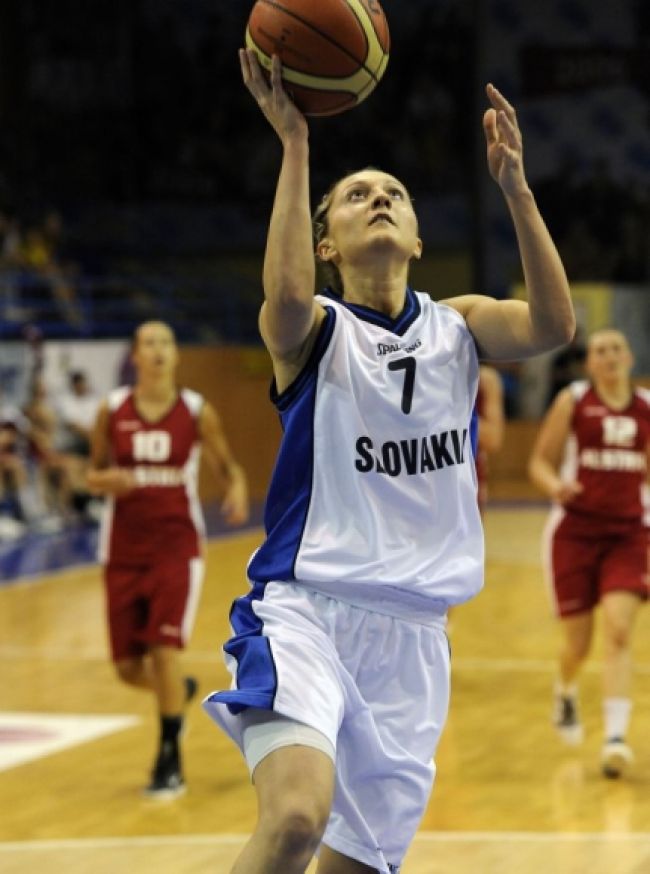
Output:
top-left (205, 581), bottom-right (278, 715)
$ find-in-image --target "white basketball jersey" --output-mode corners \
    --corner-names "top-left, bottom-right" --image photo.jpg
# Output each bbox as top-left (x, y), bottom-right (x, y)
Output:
top-left (248, 289), bottom-right (484, 615)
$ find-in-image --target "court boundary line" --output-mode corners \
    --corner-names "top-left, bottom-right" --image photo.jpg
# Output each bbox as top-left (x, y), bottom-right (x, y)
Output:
top-left (1, 831), bottom-right (650, 852)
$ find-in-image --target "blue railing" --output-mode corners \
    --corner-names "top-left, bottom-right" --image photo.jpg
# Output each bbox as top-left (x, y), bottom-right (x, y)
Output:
top-left (0, 268), bottom-right (262, 343)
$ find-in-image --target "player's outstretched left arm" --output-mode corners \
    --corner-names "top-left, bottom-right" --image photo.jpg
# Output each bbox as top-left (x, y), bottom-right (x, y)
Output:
top-left (86, 401), bottom-right (136, 496)
top-left (199, 402), bottom-right (249, 527)
top-left (443, 84), bottom-right (575, 360)
top-left (528, 388), bottom-right (583, 504)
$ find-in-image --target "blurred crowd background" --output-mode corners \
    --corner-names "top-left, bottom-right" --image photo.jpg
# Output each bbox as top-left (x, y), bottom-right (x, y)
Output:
top-left (1, 0), bottom-right (650, 537)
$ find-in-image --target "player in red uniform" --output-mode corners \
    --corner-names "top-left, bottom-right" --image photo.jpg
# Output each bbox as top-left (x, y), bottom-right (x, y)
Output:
top-left (529, 329), bottom-right (650, 778)
top-left (88, 320), bottom-right (249, 797)
top-left (475, 364), bottom-right (505, 510)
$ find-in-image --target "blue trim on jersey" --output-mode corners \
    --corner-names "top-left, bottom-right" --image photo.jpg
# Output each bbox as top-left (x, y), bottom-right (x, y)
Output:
top-left (204, 582), bottom-right (278, 715)
top-left (469, 405), bottom-right (479, 459)
top-left (248, 309), bottom-right (336, 582)
top-left (272, 307), bottom-right (337, 412)
top-left (321, 286), bottom-right (421, 336)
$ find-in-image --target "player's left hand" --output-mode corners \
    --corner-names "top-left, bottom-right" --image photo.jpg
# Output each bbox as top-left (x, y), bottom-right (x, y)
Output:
top-left (221, 481), bottom-right (250, 527)
top-left (483, 84), bottom-right (529, 197)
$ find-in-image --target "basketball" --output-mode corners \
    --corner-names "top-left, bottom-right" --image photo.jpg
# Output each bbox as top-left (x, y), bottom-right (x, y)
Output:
top-left (245, 0), bottom-right (390, 117)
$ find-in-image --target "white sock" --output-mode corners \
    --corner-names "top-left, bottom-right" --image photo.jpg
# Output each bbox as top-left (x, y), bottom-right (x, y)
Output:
top-left (555, 679), bottom-right (578, 699)
top-left (603, 698), bottom-right (632, 740)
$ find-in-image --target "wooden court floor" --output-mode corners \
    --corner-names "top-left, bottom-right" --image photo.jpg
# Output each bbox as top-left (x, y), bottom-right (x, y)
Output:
top-left (1, 508), bottom-right (649, 873)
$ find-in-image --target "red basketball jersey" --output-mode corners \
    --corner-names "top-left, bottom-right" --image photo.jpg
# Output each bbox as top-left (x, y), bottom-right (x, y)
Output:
top-left (99, 387), bottom-right (205, 566)
top-left (559, 381), bottom-right (650, 531)
top-left (474, 381), bottom-right (487, 505)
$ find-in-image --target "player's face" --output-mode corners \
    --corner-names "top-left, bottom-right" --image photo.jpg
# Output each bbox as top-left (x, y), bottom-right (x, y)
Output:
top-left (133, 322), bottom-right (178, 378)
top-left (320, 171), bottom-right (422, 267)
top-left (586, 330), bottom-right (633, 382)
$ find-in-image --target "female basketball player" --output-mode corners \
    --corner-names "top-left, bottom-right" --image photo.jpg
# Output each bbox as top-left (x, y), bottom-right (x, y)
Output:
top-left (203, 51), bottom-right (574, 873)
top-left (529, 329), bottom-right (649, 779)
top-left (88, 320), bottom-right (249, 798)
top-left (475, 364), bottom-right (506, 509)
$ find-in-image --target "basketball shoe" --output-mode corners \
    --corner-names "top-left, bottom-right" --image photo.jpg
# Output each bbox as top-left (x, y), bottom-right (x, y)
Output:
top-left (553, 690), bottom-right (584, 745)
top-left (184, 675), bottom-right (198, 704)
top-left (145, 741), bottom-right (186, 799)
top-left (601, 738), bottom-right (633, 779)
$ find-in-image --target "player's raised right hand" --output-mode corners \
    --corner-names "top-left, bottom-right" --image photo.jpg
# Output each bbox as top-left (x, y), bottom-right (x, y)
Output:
top-left (239, 49), bottom-right (308, 145)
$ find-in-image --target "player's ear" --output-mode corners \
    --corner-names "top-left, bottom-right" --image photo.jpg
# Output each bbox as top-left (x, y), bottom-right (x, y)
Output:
top-left (412, 237), bottom-right (423, 260)
top-left (317, 237), bottom-right (339, 264)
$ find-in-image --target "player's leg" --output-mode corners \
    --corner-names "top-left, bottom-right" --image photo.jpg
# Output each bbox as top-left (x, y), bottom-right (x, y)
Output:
top-left (316, 846), bottom-right (378, 873)
top-left (150, 643), bottom-right (186, 713)
top-left (600, 590), bottom-right (642, 777)
top-left (116, 652), bottom-right (196, 700)
top-left (558, 611), bottom-right (594, 685)
top-left (601, 590), bottom-right (641, 700)
top-left (549, 526), bottom-right (598, 744)
top-left (598, 530), bottom-right (648, 777)
top-left (144, 558), bottom-right (203, 797)
top-left (232, 739), bottom-right (335, 874)
top-left (115, 654), bottom-right (154, 688)
top-left (144, 644), bottom-right (194, 797)
top-left (105, 565), bottom-right (150, 688)
top-left (553, 611), bottom-right (593, 743)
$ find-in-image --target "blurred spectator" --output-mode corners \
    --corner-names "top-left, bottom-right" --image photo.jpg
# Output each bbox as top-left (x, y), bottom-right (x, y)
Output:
top-left (18, 215), bottom-right (83, 328)
top-left (0, 209), bottom-right (22, 268)
top-left (0, 382), bottom-right (52, 536)
top-left (22, 375), bottom-right (70, 524)
top-left (54, 370), bottom-right (101, 521)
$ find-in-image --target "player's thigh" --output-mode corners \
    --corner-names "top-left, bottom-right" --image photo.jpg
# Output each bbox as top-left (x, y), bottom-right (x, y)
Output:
top-left (600, 590), bottom-right (643, 647)
top-left (253, 743), bottom-right (335, 833)
top-left (559, 610), bottom-right (594, 656)
top-left (316, 845), bottom-right (377, 874)
top-left (600, 528), bottom-right (649, 602)
top-left (104, 565), bottom-right (147, 659)
top-left (551, 534), bottom-right (601, 616)
top-left (146, 556), bottom-right (204, 646)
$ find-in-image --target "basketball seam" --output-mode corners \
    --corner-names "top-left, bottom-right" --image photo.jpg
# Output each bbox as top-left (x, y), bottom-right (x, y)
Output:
top-left (344, 0), bottom-right (386, 79)
top-left (246, 31), bottom-right (373, 89)
top-left (345, 0), bottom-right (390, 79)
top-left (257, 0), bottom-right (378, 81)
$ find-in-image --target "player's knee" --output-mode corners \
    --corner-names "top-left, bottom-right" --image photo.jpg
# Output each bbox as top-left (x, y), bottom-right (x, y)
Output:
top-left (150, 644), bottom-right (180, 666)
top-left (261, 800), bottom-right (328, 862)
top-left (115, 659), bottom-right (141, 685)
top-left (572, 637), bottom-right (591, 661)
top-left (605, 621), bottom-right (632, 651)
top-left (564, 633), bottom-right (589, 662)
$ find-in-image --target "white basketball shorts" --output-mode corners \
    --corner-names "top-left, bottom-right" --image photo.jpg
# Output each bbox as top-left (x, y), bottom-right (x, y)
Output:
top-left (203, 581), bottom-right (451, 874)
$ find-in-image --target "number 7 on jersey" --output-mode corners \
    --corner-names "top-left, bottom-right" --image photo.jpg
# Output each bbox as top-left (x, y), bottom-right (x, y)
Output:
top-left (388, 357), bottom-right (416, 414)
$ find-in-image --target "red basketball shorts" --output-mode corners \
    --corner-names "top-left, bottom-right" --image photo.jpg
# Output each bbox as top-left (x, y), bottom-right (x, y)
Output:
top-left (104, 556), bottom-right (204, 661)
top-left (544, 510), bottom-right (649, 617)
